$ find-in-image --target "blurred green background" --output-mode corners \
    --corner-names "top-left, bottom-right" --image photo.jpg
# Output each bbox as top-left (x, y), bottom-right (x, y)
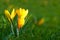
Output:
top-left (0, 0), bottom-right (60, 40)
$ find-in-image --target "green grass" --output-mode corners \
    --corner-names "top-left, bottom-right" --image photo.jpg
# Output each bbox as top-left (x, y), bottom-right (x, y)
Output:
top-left (0, 0), bottom-right (60, 40)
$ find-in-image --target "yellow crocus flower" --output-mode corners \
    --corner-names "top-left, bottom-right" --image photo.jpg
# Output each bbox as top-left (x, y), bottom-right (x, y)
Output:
top-left (16, 8), bottom-right (28, 29)
top-left (38, 18), bottom-right (44, 25)
top-left (4, 9), bottom-right (16, 22)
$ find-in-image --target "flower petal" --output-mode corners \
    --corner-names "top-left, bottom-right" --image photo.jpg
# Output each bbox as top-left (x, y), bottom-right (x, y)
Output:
top-left (16, 9), bottom-right (20, 17)
top-left (11, 9), bottom-right (16, 20)
top-left (4, 10), bottom-right (11, 22)
top-left (22, 9), bottom-right (28, 18)
top-left (18, 18), bottom-right (25, 29)
top-left (20, 8), bottom-right (28, 18)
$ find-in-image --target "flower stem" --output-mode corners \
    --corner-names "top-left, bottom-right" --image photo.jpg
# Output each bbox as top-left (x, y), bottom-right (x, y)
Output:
top-left (17, 28), bottom-right (19, 37)
top-left (11, 23), bottom-right (14, 35)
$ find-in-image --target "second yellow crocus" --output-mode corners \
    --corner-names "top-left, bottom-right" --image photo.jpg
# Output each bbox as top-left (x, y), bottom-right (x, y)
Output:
top-left (16, 8), bottom-right (28, 29)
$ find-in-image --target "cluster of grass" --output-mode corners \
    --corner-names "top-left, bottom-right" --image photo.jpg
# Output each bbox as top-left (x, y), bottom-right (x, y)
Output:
top-left (0, 0), bottom-right (60, 40)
